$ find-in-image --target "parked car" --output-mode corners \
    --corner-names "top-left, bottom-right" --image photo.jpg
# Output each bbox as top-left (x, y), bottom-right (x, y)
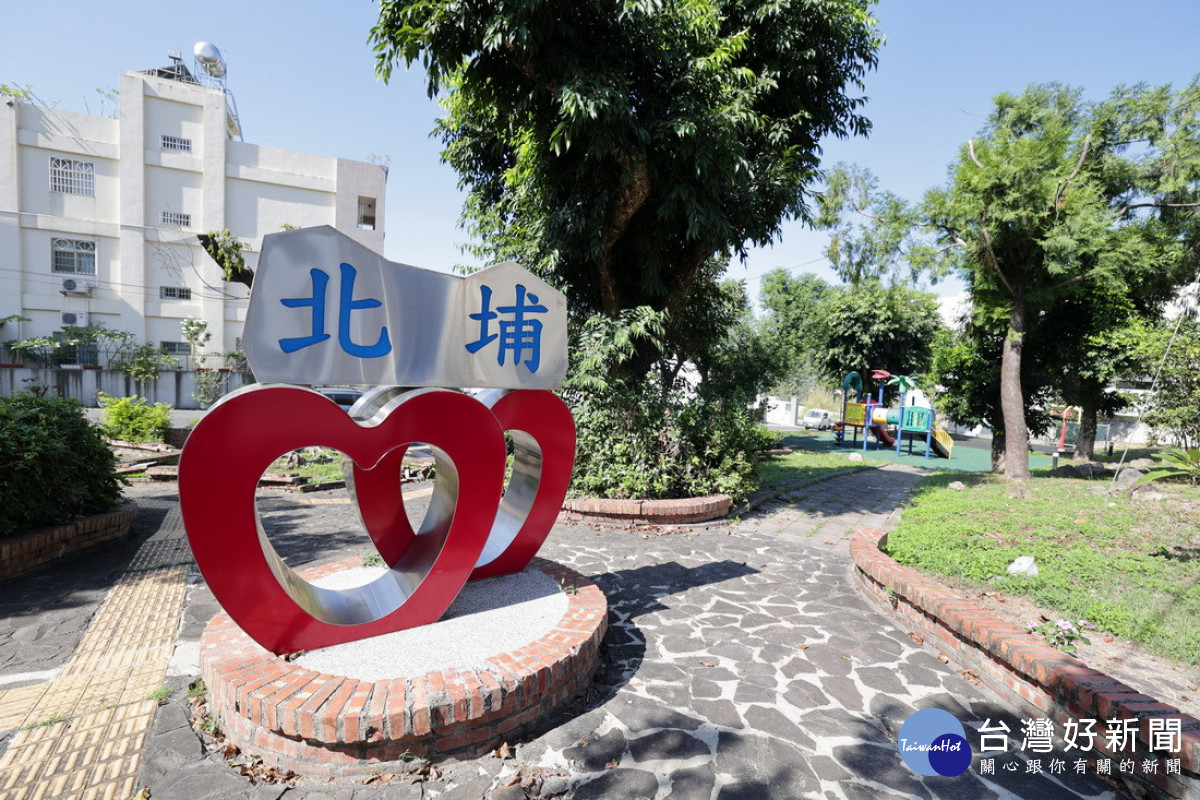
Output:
top-left (316, 388), bottom-right (364, 411)
top-left (801, 408), bottom-right (834, 430)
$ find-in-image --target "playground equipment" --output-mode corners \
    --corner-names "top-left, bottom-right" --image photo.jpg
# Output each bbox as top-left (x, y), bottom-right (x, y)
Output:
top-left (836, 371), bottom-right (953, 459)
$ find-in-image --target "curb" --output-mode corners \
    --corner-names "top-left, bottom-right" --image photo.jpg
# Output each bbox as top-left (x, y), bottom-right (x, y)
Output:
top-left (560, 494), bottom-right (732, 525)
top-left (850, 526), bottom-right (1200, 799)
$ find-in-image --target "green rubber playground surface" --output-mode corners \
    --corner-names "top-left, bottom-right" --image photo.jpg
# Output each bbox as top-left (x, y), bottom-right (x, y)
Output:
top-left (778, 430), bottom-right (1057, 474)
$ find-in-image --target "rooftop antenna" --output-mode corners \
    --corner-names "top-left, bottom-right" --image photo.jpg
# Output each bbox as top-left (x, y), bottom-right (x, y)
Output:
top-left (193, 41), bottom-right (242, 141)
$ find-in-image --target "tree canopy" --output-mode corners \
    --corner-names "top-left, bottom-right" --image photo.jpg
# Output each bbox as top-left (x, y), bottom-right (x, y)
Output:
top-left (922, 81), bottom-right (1200, 478)
top-left (371, 0), bottom-right (882, 348)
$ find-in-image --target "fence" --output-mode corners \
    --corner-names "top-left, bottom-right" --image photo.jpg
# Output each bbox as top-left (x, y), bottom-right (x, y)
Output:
top-left (0, 366), bottom-right (254, 410)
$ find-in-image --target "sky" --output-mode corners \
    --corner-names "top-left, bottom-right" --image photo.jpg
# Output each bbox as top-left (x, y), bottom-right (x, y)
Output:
top-left (5, 0), bottom-right (1200, 308)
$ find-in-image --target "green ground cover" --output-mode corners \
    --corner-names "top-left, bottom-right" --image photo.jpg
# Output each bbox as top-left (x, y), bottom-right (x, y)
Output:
top-left (884, 471), bottom-right (1200, 665)
top-left (756, 446), bottom-right (877, 490)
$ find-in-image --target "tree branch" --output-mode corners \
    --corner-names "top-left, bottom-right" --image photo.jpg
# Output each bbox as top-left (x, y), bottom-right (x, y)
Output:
top-left (1054, 133), bottom-right (1092, 211)
top-left (967, 138), bottom-right (984, 168)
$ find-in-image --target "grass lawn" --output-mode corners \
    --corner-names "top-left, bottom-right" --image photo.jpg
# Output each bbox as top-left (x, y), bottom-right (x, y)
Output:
top-left (756, 446), bottom-right (877, 491)
top-left (269, 448), bottom-right (348, 482)
top-left (884, 471), bottom-right (1200, 666)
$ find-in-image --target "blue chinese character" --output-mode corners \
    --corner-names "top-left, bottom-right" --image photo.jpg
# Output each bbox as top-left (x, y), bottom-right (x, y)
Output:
top-left (278, 263), bottom-right (391, 358)
top-left (465, 284), bottom-right (547, 372)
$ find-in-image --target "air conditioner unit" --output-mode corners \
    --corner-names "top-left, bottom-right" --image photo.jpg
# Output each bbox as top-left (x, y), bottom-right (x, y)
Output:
top-left (61, 311), bottom-right (89, 327)
top-left (60, 278), bottom-right (93, 296)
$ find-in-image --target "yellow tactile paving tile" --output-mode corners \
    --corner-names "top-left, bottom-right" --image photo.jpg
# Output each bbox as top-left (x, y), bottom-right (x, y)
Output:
top-left (0, 702), bottom-right (154, 800)
top-left (0, 685), bottom-right (49, 734)
top-left (0, 540), bottom-right (190, 798)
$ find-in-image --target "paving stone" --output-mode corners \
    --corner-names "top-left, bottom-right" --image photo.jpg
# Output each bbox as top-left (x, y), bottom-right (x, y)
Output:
top-left (563, 729), bottom-right (627, 771)
top-left (572, 768), bottom-right (659, 800)
top-left (716, 778), bottom-right (772, 799)
top-left (820, 675), bottom-right (864, 713)
top-left (782, 679), bottom-right (830, 711)
top-left (691, 698), bottom-right (745, 730)
top-left (742, 705), bottom-right (816, 751)
top-left (627, 729), bottom-right (710, 762)
top-left (689, 676), bottom-right (722, 699)
top-left (607, 694), bottom-right (704, 733)
top-left (645, 681), bottom-right (695, 708)
top-left (665, 764), bottom-right (716, 800)
top-left (832, 743), bottom-right (932, 799)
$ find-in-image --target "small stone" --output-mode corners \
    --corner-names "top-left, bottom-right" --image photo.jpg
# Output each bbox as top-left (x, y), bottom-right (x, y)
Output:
top-left (947, 481), bottom-right (965, 491)
top-left (848, 453), bottom-right (864, 462)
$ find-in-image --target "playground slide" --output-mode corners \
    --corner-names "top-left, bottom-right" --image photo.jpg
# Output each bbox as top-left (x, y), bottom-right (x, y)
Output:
top-left (930, 427), bottom-right (954, 459)
top-left (872, 423), bottom-right (895, 447)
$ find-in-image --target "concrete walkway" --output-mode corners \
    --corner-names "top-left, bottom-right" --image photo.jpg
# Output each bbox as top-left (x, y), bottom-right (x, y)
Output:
top-left (0, 465), bottom-right (1125, 799)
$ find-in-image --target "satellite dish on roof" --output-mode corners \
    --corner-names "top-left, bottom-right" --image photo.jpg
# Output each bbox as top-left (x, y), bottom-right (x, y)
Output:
top-left (193, 41), bottom-right (226, 78)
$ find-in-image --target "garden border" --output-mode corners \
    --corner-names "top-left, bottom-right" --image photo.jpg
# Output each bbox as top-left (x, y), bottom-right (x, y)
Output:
top-left (200, 556), bottom-right (607, 778)
top-left (0, 501), bottom-right (138, 584)
top-left (851, 526), bottom-right (1200, 799)
top-left (559, 494), bottom-right (732, 525)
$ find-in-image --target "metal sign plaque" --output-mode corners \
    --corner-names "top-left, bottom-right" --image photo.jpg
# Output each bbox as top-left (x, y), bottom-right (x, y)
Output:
top-left (241, 226), bottom-right (567, 388)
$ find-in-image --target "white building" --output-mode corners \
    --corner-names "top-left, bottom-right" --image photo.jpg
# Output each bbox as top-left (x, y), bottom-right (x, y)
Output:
top-left (0, 52), bottom-right (386, 365)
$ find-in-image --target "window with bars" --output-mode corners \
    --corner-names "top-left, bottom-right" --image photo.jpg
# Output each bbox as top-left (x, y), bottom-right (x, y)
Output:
top-left (49, 157), bottom-right (95, 196)
top-left (160, 286), bottom-right (192, 300)
top-left (160, 341), bottom-right (191, 357)
top-left (161, 135), bottom-right (193, 153)
top-left (51, 238), bottom-right (97, 274)
top-left (161, 211), bottom-right (191, 227)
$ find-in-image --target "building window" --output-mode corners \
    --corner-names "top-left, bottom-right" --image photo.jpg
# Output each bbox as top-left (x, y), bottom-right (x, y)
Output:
top-left (51, 238), bottom-right (97, 275)
top-left (160, 341), bottom-right (191, 359)
top-left (357, 196), bottom-right (376, 230)
top-left (160, 286), bottom-right (192, 300)
top-left (49, 157), bottom-right (95, 196)
top-left (161, 211), bottom-right (191, 227)
top-left (161, 135), bottom-right (193, 153)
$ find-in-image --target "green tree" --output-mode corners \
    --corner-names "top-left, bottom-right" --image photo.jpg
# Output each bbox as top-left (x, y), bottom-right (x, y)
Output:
top-left (372, 0), bottom-right (881, 374)
top-left (923, 82), bottom-right (1200, 479)
top-left (1130, 317), bottom-right (1200, 450)
top-left (925, 316), bottom-right (1056, 471)
top-left (809, 281), bottom-right (943, 392)
top-left (758, 269), bottom-right (833, 395)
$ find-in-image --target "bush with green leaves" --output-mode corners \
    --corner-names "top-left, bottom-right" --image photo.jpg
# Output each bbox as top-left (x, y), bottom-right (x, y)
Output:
top-left (98, 393), bottom-right (172, 443)
top-left (564, 309), bottom-right (775, 502)
top-left (0, 394), bottom-right (122, 537)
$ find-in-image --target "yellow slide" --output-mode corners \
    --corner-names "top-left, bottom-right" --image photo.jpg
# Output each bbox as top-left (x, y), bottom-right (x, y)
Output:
top-left (930, 426), bottom-right (954, 459)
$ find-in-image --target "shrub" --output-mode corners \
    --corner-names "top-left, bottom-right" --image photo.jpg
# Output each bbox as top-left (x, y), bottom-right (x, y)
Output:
top-left (567, 376), bottom-right (775, 502)
top-left (0, 394), bottom-right (122, 537)
top-left (98, 393), bottom-right (172, 443)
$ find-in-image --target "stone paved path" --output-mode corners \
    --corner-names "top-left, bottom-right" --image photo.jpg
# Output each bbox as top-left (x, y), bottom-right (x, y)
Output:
top-left (0, 465), bottom-right (1127, 799)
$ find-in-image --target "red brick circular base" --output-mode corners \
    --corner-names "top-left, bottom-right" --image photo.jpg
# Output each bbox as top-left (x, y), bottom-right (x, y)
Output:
top-left (199, 557), bottom-right (606, 778)
top-left (560, 494), bottom-right (732, 525)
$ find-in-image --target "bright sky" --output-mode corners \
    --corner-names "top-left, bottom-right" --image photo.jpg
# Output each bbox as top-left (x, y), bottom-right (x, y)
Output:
top-left (5, 1), bottom-right (1199, 306)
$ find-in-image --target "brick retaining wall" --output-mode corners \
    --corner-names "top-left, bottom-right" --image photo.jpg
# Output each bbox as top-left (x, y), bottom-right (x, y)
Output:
top-left (851, 527), bottom-right (1200, 799)
top-left (560, 494), bottom-right (732, 525)
top-left (0, 501), bottom-right (138, 584)
top-left (200, 556), bottom-right (607, 777)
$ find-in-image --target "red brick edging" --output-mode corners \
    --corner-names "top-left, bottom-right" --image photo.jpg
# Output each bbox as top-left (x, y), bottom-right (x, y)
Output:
top-left (560, 494), bottom-right (732, 525)
top-left (850, 527), bottom-right (1200, 799)
top-left (200, 556), bottom-right (607, 777)
top-left (0, 501), bottom-right (138, 584)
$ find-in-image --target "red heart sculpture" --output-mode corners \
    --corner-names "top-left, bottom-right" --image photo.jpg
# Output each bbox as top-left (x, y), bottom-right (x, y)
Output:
top-left (350, 389), bottom-right (576, 580)
top-left (178, 385), bottom-right (506, 653)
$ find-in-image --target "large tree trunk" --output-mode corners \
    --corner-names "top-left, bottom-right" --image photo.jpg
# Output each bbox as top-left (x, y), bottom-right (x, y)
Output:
top-left (1001, 301), bottom-right (1030, 480)
top-left (1074, 403), bottom-right (1098, 462)
top-left (991, 430), bottom-right (1007, 473)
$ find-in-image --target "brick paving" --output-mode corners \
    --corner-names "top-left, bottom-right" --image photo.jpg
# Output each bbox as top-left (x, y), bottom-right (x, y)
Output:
top-left (0, 467), bottom-right (1129, 799)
